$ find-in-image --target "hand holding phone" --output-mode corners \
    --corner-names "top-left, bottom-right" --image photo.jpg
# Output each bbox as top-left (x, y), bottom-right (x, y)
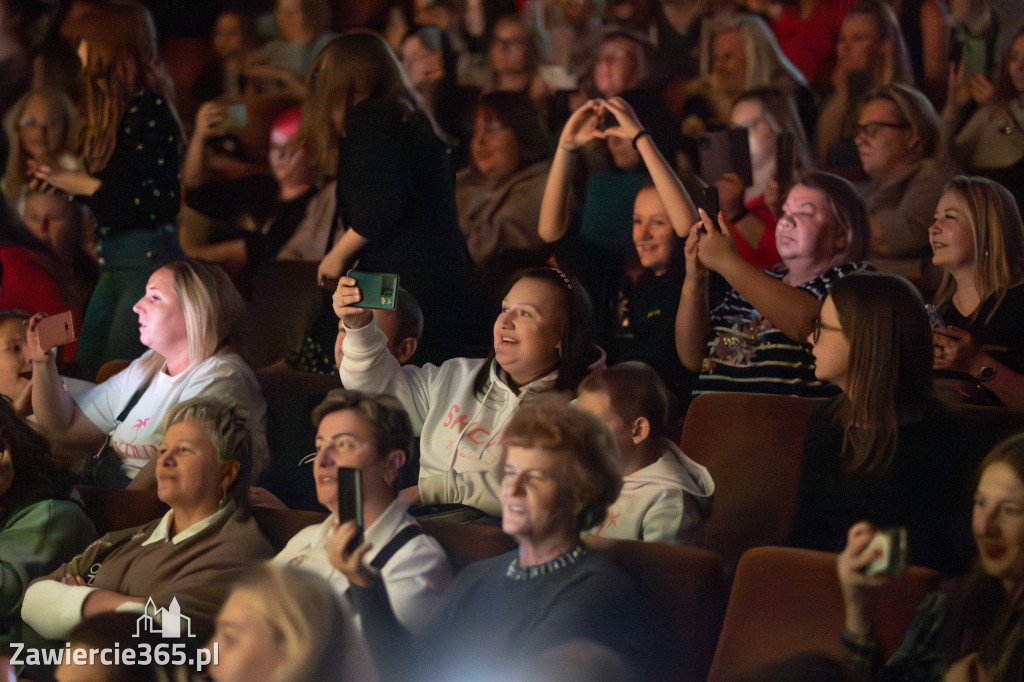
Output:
top-left (349, 271), bottom-right (399, 310)
top-left (699, 186), bottom-right (721, 232)
top-left (337, 467), bottom-right (364, 553)
top-left (35, 311), bottom-right (76, 351)
top-left (863, 527), bottom-right (907, 578)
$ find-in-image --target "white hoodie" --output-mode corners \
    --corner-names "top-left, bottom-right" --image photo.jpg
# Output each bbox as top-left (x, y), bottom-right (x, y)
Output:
top-left (589, 439), bottom-right (715, 545)
top-left (340, 319), bottom-right (569, 516)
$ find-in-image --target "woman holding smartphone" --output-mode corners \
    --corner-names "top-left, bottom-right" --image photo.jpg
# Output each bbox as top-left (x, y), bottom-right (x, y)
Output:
top-left (837, 432), bottom-right (1024, 680)
top-left (298, 31), bottom-right (481, 366)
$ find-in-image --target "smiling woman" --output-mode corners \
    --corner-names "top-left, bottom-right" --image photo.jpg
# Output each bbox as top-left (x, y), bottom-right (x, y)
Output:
top-left (837, 432), bottom-right (1024, 680)
top-left (335, 267), bottom-right (599, 517)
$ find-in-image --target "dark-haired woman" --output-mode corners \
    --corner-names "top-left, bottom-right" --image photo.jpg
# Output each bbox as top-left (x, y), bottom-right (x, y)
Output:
top-left (837, 432), bottom-right (1024, 680)
top-left (0, 398), bottom-right (96, 646)
top-left (335, 267), bottom-right (602, 517)
top-left (300, 31), bottom-right (480, 366)
top-left (456, 91), bottom-right (552, 305)
top-left (790, 272), bottom-right (1008, 575)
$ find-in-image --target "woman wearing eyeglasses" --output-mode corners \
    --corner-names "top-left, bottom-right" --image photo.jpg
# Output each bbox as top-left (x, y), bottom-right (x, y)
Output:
top-left (675, 170), bottom-right (869, 398)
top-left (854, 82), bottom-right (956, 298)
top-left (789, 272), bottom-right (1008, 576)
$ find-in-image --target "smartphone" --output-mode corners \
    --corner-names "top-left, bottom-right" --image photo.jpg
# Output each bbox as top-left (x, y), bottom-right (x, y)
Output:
top-left (36, 311), bottom-right (76, 350)
top-left (864, 527), bottom-right (908, 578)
top-left (337, 467), bottom-right (364, 552)
top-left (776, 132), bottom-right (795, 191)
top-left (214, 102), bottom-right (248, 133)
top-left (699, 186), bottom-right (721, 231)
top-left (697, 128), bottom-right (753, 187)
top-left (350, 271), bottom-right (399, 310)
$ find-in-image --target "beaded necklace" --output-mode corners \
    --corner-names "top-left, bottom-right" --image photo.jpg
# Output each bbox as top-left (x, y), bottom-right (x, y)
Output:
top-left (506, 543), bottom-right (588, 581)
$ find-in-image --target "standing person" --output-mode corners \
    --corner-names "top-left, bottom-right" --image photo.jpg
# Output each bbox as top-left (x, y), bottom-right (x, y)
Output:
top-left (300, 31), bottom-right (482, 365)
top-left (32, 5), bottom-right (184, 380)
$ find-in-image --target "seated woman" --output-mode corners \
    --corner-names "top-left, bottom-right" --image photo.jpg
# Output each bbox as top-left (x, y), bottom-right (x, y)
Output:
top-left (837, 432), bottom-right (1024, 679)
top-left (456, 90), bottom-right (552, 305)
top-left (855, 82), bottom-right (955, 297)
top-left (945, 27), bottom-right (1024, 213)
top-left (0, 398), bottom-right (96, 647)
top-left (929, 176), bottom-right (1024, 409)
top-left (181, 106), bottom-right (315, 293)
top-left (486, 14), bottom-right (552, 116)
top-left (27, 259), bottom-right (266, 486)
top-left (675, 170), bottom-right (869, 397)
top-left (22, 397), bottom-right (275, 644)
top-left (274, 389), bottom-right (452, 634)
top-left (335, 266), bottom-right (600, 517)
top-left (790, 272), bottom-right (991, 575)
top-left (814, 0), bottom-right (914, 175)
top-left (208, 564), bottom-right (377, 682)
top-left (715, 87), bottom-right (815, 271)
top-left (675, 12), bottom-right (812, 137)
top-left (340, 397), bottom-right (658, 680)
top-left (2, 88), bottom-right (80, 207)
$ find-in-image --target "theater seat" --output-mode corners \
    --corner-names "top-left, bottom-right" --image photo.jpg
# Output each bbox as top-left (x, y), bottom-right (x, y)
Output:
top-left (680, 393), bottom-right (826, 567)
top-left (75, 485), bottom-right (167, 534)
top-left (585, 536), bottom-right (728, 682)
top-left (707, 546), bottom-right (940, 682)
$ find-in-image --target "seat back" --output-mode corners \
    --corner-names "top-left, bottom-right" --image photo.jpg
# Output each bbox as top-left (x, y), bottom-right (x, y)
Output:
top-left (249, 506), bottom-right (329, 553)
top-left (681, 393), bottom-right (825, 567)
top-left (418, 519), bottom-right (517, 573)
top-left (707, 546), bottom-right (940, 682)
top-left (235, 260), bottom-right (323, 368)
top-left (75, 485), bottom-right (167, 534)
top-left (585, 536), bottom-right (728, 682)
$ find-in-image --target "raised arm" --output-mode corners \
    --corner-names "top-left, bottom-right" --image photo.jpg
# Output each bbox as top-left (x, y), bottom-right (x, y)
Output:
top-left (601, 97), bottom-right (696, 236)
top-left (538, 100), bottom-right (601, 243)
top-left (690, 210), bottom-right (823, 342)
top-left (25, 315), bottom-right (105, 459)
top-left (675, 218), bottom-right (712, 372)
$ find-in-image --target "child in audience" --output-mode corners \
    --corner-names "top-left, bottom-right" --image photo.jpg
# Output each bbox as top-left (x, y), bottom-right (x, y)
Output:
top-left (577, 361), bottom-right (714, 545)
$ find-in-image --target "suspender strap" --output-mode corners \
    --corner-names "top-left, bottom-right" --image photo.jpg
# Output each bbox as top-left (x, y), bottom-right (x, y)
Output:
top-left (370, 525), bottom-right (423, 570)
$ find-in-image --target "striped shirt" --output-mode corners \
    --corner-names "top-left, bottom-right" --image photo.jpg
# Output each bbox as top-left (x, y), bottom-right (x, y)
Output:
top-left (695, 262), bottom-right (866, 397)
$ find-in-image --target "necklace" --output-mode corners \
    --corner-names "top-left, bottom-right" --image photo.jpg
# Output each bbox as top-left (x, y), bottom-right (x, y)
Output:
top-left (506, 543), bottom-right (588, 581)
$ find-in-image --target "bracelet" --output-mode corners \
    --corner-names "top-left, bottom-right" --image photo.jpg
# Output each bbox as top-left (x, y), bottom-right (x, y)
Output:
top-left (631, 129), bottom-right (650, 150)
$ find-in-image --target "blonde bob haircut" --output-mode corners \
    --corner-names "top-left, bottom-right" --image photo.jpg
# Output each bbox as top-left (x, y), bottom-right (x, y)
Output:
top-left (933, 176), bottom-right (1024, 323)
top-left (859, 83), bottom-right (945, 161)
top-left (296, 30), bottom-right (422, 173)
top-left (226, 564), bottom-right (378, 682)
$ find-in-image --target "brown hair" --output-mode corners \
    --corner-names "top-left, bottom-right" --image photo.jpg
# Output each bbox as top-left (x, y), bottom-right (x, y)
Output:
top-left (500, 396), bottom-right (622, 533)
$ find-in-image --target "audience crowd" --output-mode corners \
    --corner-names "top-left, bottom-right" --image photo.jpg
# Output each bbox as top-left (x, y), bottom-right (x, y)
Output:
top-left (0, 0), bottom-right (1022, 680)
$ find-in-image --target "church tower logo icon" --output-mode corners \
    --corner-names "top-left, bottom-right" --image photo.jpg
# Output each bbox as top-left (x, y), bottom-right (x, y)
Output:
top-left (133, 597), bottom-right (196, 638)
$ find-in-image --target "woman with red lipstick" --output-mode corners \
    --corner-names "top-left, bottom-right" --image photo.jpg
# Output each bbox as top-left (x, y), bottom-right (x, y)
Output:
top-left (837, 432), bottom-right (1024, 681)
top-left (929, 176), bottom-right (1024, 409)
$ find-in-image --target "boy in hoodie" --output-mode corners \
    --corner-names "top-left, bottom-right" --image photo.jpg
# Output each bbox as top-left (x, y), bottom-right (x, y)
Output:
top-left (576, 361), bottom-right (714, 544)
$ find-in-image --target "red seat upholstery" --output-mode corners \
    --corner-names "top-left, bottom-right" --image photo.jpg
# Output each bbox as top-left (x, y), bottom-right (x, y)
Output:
top-left (707, 546), bottom-right (940, 682)
top-left (680, 393), bottom-right (825, 567)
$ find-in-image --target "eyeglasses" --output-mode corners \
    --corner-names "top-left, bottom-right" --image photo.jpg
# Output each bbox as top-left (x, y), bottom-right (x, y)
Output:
top-left (811, 317), bottom-right (843, 343)
top-left (855, 121), bottom-right (909, 138)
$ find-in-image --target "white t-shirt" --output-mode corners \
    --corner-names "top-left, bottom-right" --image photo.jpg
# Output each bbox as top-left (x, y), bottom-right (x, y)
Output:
top-left (77, 350), bottom-right (267, 478)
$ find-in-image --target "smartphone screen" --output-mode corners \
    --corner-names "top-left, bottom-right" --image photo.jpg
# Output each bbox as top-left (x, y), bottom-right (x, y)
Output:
top-left (337, 467), bottom-right (364, 551)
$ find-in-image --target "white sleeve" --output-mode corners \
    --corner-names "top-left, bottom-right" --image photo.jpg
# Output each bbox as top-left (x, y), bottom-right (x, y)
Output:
top-left (419, 469), bottom-right (504, 517)
top-left (21, 580), bottom-right (95, 639)
top-left (339, 320), bottom-right (444, 436)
